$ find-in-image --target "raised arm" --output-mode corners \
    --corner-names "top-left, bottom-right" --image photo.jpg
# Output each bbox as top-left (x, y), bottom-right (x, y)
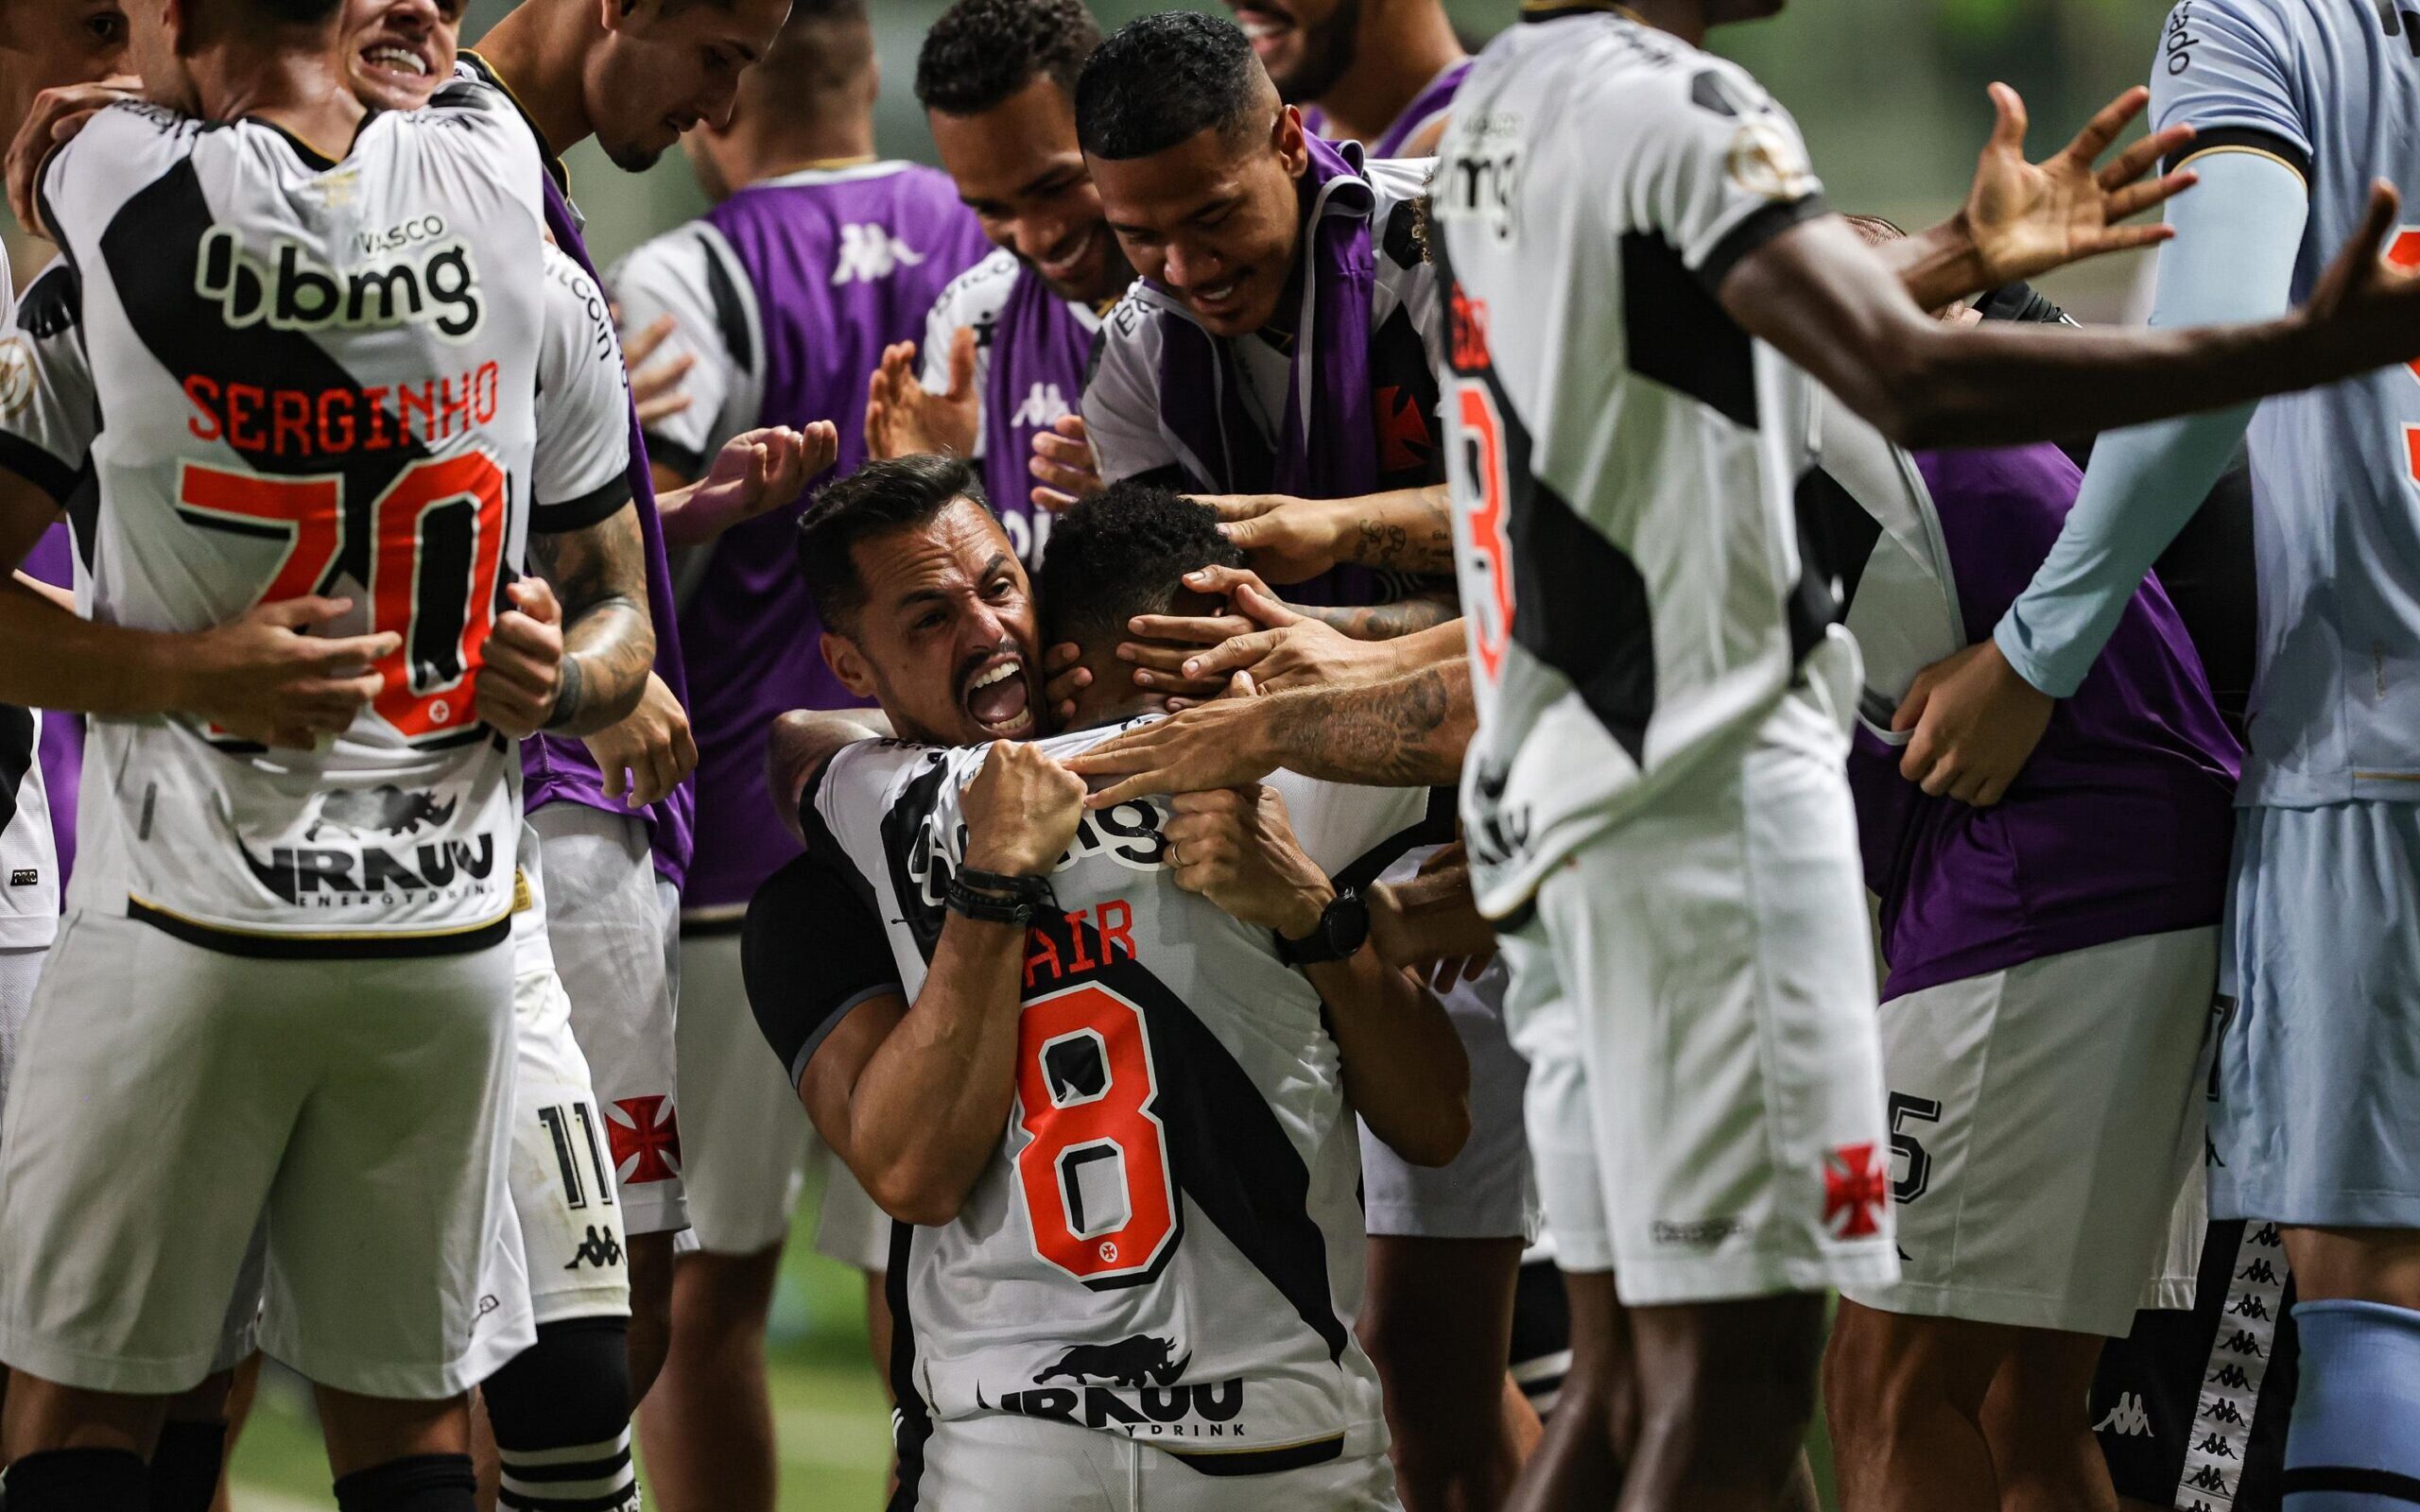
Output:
top-left (521, 505), bottom-right (654, 736)
top-left (793, 740), bottom-right (1087, 1225)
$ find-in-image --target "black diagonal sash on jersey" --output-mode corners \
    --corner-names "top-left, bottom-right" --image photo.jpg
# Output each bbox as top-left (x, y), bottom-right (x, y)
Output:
top-left (97, 157), bottom-right (494, 753)
top-left (1033, 910), bottom-right (1352, 1364)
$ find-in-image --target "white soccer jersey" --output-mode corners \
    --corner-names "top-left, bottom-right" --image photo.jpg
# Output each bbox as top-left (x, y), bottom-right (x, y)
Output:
top-left (1429, 9), bottom-right (1853, 917)
top-left (804, 721), bottom-right (1421, 1469)
top-left (11, 89), bottom-right (553, 951)
top-left (917, 248), bottom-right (1106, 457)
top-left (533, 244), bottom-right (635, 522)
top-left (0, 256), bottom-right (60, 950)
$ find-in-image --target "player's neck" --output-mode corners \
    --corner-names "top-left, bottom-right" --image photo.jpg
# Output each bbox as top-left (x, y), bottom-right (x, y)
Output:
top-left (1608, 0), bottom-right (1710, 46)
top-left (1064, 649), bottom-right (1163, 733)
top-left (190, 43), bottom-right (364, 148)
top-left (1310, 5), bottom-right (1464, 149)
top-left (728, 112), bottom-right (879, 190)
top-left (469, 0), bottom-right (596, 161)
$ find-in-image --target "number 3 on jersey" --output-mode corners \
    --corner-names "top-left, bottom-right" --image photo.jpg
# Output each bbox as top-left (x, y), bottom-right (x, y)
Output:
top-left (1452, 377), bottom-right (1516, 683)
top-left (175, 453), bottom-right (508, 742)
top-left (1013, 982), bottom-right (1179, 1288)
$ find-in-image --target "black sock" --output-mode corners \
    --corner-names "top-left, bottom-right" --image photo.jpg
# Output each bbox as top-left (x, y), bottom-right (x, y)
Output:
top-left (3, 1446), bottom-right (148, 1510)
top-left (330, 1452), bottom-right (476, 1512)
top-left (147, 1419), bottom-right (228, 1512)
top-left (482, 1316), bottom-right (638, 1512)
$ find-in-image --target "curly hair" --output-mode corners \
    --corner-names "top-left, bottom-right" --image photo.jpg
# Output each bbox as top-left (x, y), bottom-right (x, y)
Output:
top-left (916, 0), bottom-right (1104, 118)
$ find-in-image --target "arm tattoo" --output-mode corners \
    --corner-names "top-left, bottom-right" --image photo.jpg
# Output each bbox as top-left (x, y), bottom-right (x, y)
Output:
top-left (1305, 584), bottom-right (1459, 640)
top-left (1347, 489), bottom-right (1454, 575)
top-left (528, 504), bottom-right (654, 735)
top-left (1265, 661), bottom-right (1473, 786)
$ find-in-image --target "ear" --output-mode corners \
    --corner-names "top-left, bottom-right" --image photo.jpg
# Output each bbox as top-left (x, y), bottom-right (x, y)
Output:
top-left (821, 630), bottom-right (880, 699)
top-left (598, 0), bottom-right (644, 40)
top-left (1273, 104), bottom-right (1309, 179)
top-left (164, 0), bottom-right (195, 58)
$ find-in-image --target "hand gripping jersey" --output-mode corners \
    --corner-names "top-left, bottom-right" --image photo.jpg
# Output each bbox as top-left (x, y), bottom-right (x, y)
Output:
top-left (14, 92), bottom-right (559, 950)
top-left (803, 721), bottom-right (1422, 1472)
top-left (915, 247), bottom-right (1105, 572)
top-left (2147, 0), bottom-right (2420, 804)
top-left (1428, 10), bottom-right (1852, 918)
top-left (0, 255), bottom-right (61, 950)
top-left (609, 163), bottom-right (989, 918)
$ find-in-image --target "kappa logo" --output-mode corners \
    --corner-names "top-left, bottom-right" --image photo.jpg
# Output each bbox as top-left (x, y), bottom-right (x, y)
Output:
top-left (2187, 1465), bottom-right (2230, 1493)
top-left (2238, 1258), bottom-right (2279, 1285)
top-left (2208, 1364), bottom-right (2252, 1390)
top-left (1009, 382), bottom-right (1071, 430)
top-left (2227, 1293), bottom-right (2273, 1321)
top-left (2196, 1433), bottom-right (2237, 1459)
top-left (2203, 1398), bottom-right (2248, 1427)
top-left (2217, 1329), bottom-right (2264, 1359)
top-left (606, 1095), bottom-right (683, 1184)
top-left (2092, 1392), bottom-right (2151, 1437)
top-left (832, 225), bottom-right (927, 285)
top-left (564, 1224), bottom-right (625, 1272)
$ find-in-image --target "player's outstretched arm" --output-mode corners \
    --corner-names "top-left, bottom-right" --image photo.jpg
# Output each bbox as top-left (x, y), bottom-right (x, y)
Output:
top-left (1720, 181), bottom-right (2420, 450)
top-left (654, 423), bottom-right (840, 549)
top-left (808, 742), bottom-right (1086, 1225)
top-left (1201, 485), bottom-right (1456, 585)
top-left (521, 502), bottom-right (655, 736)
top-left (1066, 660), bottom-right (1474, 806)
top-left (1164, 786), bottom-right (1470, 1167)
top-left (1116, 565), bottom-right (1460, 701)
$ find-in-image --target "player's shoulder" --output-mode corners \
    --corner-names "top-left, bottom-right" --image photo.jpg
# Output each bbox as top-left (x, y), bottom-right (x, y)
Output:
top-left (930, 247), bottom-right (1022, 329)
top-left (540, 242), bottom-right (614, 347)
top-left (613, 219), bottom-right (719, 297)
top-left (39, 100), bottom-right (202, 237)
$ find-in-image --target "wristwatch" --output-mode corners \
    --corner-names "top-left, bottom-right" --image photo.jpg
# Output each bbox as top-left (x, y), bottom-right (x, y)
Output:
top-left (1277, 887), bottom-right (1370, 967)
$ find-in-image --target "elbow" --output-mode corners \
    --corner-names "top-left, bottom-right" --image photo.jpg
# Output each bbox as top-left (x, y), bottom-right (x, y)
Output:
top-left (1389, 1096), bottom-right (1472, 1170)
top-left (863, 1163), bottom-right (975, 1228)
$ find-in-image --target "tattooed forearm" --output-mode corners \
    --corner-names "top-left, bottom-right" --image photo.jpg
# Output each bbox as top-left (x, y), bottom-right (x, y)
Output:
top-left (531, 503), bottom-right (654, 735)
top-left (1345, 485), bottom-right (1455, 575)
top-left (1306, 583), bottom-right (1459, 641)
top-left (1263, 660), bottom-right (1473, 786)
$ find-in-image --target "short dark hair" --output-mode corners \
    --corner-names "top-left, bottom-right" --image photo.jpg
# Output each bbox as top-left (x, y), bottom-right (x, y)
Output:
top-left (248, 0), bottom-right (344, 22)
top-left (916, 0), bottom-right (1103, 117)
top-left (795, 455), bottom-right (988, 633)
top-left (757, 0), bottom-right (874, 102)
top-left (1075, 10), bottom-right (1264, 162)
top-left (1036, 483), bottom-right (1244, 650)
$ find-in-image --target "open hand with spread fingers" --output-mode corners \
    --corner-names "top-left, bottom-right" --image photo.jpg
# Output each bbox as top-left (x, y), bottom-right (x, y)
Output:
top-left (1121, 564), bottom-right (1400, 701)
top-left (866, 330), bottom-right (980, 462)
top-left (1950, 82), bottom-right (2200, 295)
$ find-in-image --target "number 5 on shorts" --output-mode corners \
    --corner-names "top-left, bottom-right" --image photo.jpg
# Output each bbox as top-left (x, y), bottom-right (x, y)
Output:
top-left (1012, 983), bottom-right (1179, 1288)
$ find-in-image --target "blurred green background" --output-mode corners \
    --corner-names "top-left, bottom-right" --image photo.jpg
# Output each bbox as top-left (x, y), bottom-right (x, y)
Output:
top-left (153, 0), bottom-right (2175, 1502)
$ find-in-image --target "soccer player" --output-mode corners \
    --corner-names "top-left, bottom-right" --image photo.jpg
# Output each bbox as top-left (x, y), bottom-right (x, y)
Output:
top-left (458, 0), bottom-right (789, 1404)
top-left (1799, 262), bottom-right (2240, 1512)
top-left (755, 462), bottom-right (1467, 1508)
top-left (604, 2), bottom-right (985, 1503)
top-left (0, 4), bottom-right (640, 1508)
top-left (863, 0), bottom-right (1128, 562)
top-left (1076, 13), bottom-right (1450, 634)
top-left (1227, 0), bottom-right (1467, 158)
top-left (1889, 0), bottom-right (2420, 1502)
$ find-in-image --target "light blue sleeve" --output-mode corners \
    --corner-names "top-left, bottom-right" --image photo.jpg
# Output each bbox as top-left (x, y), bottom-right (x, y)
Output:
top-left (1991, 146), bottom-right (2307, 697)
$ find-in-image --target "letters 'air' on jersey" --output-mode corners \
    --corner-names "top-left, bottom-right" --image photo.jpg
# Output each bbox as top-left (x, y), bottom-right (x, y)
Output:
top-left (1429, 11), bottom-right (1854, 917)
top-left (804, 720), bottom-right (1424, 1472)
top-left (11, 90), bottom-right (557, 951)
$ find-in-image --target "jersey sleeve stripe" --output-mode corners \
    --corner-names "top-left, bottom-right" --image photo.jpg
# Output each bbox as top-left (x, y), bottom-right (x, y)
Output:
top-left (0, 433), bottom-right (85, 507)
top-left (1697, 193), bottom-right (1831, 295)
top-left (2168, 127), bottom-right (2310, 183)
top-left (699, 231), bottom-right (757, 378)
top-left (530, 476), bottom-right (633, 534)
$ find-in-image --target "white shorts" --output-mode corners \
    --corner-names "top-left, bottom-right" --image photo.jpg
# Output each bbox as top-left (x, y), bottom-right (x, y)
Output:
top-left (907, 1410), bottom-right (1401, 1511)
top-left (1506, 687), bottom-right (1897, 1306)
top-left (530, 803), bottom-right (686, 1236)
top-left (505, 826), bottom-right (633, 1330)
top-left (0, 910), bottom-right (533, 1398)
top-left (1840, 929), bottom-right (2216, 1335)
top-left (1358, 956), bottom-right (1536, 1239)
top-left (0, 942), bottom-right (46, 1125)
top-left (674, 928), bottom-right (890, 1267)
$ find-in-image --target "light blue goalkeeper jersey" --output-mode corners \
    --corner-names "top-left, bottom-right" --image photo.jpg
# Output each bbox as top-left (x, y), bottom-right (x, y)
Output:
top-left (2002, 0), bottom-right (2420, 806)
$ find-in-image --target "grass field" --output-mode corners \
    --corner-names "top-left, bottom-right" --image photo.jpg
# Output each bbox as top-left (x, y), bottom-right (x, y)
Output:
top-left (229, 1176), bottom-right (897, 1510)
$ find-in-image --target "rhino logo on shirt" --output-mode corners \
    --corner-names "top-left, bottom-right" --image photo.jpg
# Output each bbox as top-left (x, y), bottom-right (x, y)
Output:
top-left (1035, 1335), bottom-right (1191, 1389)
top-left (306, 784), bottom-right (458, 839)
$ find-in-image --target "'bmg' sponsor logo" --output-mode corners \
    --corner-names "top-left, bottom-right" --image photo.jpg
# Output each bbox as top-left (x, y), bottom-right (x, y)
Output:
top-left (196, 224), bottom-right (483, 341)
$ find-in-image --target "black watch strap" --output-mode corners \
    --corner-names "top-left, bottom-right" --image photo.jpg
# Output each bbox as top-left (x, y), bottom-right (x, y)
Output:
top-left (1277, 886), bottom-right (1368, 967)
top-left (946, 868), bottom-right (1057, 926)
